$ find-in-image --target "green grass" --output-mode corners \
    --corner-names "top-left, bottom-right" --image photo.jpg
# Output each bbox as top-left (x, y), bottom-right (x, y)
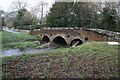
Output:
top-left (2, 42), bottom-right (119, 78)
top-left (2, 31), bottom-right (39, 44)
top-left (3, 41), bottom-right (49, 50)
top-left (3, 41), bottom-right (36, 50)
top-left (1, 31), bottom-right (40, 50)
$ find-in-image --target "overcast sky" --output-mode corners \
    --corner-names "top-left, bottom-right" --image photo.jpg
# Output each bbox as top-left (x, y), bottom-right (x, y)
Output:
top-left (0, 0), bottom-right (54, 12)
top-left (0, 0), bottom-right (118, 12)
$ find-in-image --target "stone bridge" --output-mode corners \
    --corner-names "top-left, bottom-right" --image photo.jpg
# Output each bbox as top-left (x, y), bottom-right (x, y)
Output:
top-left (30, 27), bottom-right (109, 46)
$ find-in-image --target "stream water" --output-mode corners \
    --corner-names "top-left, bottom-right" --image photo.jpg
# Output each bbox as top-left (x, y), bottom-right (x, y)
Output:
top-left (1, 47), bottom-right (53, 57)
top-left (0, 41), bottom-right (68, 57)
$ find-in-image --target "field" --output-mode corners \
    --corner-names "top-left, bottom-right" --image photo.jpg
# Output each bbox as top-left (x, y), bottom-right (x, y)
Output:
top-left (2, 42), bottom-right (119, 78)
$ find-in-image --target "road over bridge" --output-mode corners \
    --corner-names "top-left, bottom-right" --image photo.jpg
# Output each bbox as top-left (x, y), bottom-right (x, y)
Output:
top-left (30, 27), bottom-right (111, 46)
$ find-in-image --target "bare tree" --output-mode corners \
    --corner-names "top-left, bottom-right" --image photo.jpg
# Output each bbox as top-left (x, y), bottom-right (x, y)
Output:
top-left (30, 0), bottom-right (48, 24)
top-left (0, 10), bottom-right (5, 16)
top-left (11, 0), bottom-right (28, 11)
top-left (39, 1), bottom-right (48, 24)
top-left (30, 6), bottom-right (39, 19)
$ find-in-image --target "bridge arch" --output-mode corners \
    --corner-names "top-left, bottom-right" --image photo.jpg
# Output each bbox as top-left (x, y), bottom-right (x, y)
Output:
top-left (42, 35), bottom-right (50, 42)
top-left (70, 38), bottom-right (83, 46)
top-left (53, 36), bottom-right (67, 45)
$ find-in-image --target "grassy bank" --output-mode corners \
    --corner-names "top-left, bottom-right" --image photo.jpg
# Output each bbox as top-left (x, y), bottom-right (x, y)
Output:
top-left (1, 31), bottom-right (39, 50)
top-left (2, 31), bottom-right (39, 43)
top-left (2, 42), bottom-right (119, 78)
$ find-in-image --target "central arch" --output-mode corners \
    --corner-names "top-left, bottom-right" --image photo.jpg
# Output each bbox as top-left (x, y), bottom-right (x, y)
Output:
top-left (53, 36), bottom-right (67, 45)
top-left (42, 35), bottom-right (50, 42)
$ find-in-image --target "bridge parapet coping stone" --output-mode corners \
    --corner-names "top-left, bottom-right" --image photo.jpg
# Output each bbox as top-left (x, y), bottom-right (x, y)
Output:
top-left (40, 27), bottom-right (82, 30)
